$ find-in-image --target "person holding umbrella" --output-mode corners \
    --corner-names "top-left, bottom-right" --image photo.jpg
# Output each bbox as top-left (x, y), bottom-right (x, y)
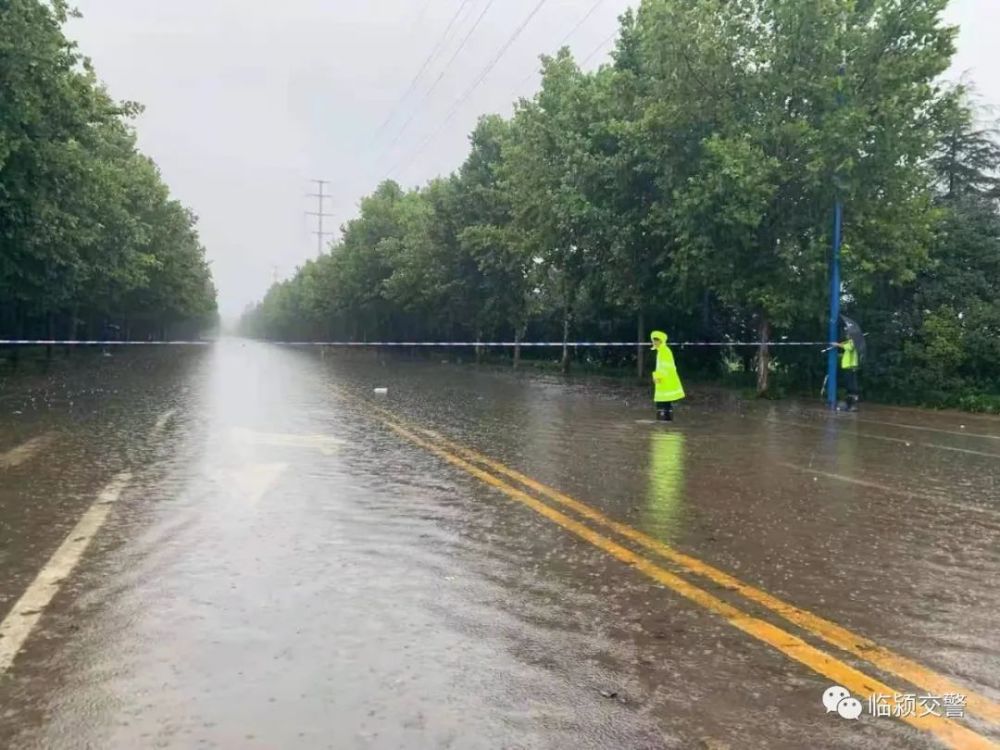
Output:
top-left (831, 316), bottom-right (864, 411)
top-left (650, 330), bottom-right (685, 421)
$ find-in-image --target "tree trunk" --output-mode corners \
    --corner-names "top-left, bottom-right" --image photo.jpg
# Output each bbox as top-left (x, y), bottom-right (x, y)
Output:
top-left (513, 325), bottom-right (522, 369)
top-left (756, 317), bottom-right (771, 396)
top-left (560, 310), bottom-right (571, 374)
top-left (11, 304), bottom-right (24, 368)
top-left (475, 329), bottom-right (483, 366)
top-left (45, 311), bottom-right (55, 360)
top-left (636, 311), bottom-right (645, 379)
top-left (65, 306), bottom-right (78, 357)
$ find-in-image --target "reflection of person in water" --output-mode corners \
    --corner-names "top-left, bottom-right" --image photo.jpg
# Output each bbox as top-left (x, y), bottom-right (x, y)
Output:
top-left (644, 432), bottom-right (686, 539)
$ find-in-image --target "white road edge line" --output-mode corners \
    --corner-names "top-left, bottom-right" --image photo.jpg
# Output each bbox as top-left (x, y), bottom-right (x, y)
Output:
top-left (150, 408), bottom-right (176, 438)
top-left (0, 471), bottom-right (132, 675)
top-left (769, 418), bottom-right (1000, 459)
top-left (851, 417), bottom-right (1000, 441)
top-left (0, 434), bottom-right (55, 470)
top-left (779, 462), bottom-right (1000, 521)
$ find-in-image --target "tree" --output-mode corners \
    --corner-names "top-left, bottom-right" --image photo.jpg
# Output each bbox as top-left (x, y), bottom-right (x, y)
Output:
top-left (632, 0), bottom-right (956, 393)
top-left (504, 50), bottom-right (597, 372)
top-left (240, 0), bottom-right (999, 411)
top-left (0, 0), bottom-right (216, 342)
top-left (456, 116), bottom-right (535, 364)
top-left (863, 87), bottom-right (1000, 403)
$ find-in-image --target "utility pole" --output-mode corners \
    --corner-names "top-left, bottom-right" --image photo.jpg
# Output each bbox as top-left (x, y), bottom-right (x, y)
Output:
top-left (307, 179), bottom-right (335, 256)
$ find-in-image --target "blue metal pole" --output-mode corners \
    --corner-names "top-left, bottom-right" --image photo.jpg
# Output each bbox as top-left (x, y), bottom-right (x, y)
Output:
top-left (827, 200), bottom-right (842, 409)
top-left (826, 56), bottom-right (847, 410)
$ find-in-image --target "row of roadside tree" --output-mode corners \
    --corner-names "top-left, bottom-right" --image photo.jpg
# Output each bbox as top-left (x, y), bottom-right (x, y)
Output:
top-left (1, 0), bottom-right (217, 344)
top-left (240, 0), bottom-right (1000, 410)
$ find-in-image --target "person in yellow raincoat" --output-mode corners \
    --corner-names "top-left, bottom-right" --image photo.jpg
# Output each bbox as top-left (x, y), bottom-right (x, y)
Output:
top-left (650, 330), bottom-right (685, 421)
top-left (831, 337), bottom-right (861, 411)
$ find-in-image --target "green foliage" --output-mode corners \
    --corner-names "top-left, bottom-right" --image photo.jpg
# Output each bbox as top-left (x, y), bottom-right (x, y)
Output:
top-left (240, 0), bottom-right (999, 409)
top-left (0, 0), bottom-right (216, 340)
top-left (857, 82), bottom-right (1000, 406)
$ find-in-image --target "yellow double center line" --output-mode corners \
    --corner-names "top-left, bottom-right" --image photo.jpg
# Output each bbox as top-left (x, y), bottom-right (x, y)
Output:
top-left (341, 390), bottom-right (999, 749)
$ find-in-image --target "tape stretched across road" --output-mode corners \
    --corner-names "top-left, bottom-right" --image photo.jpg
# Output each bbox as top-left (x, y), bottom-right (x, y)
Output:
top-left (0, 339), bottom-right (827, 347)
top-left (282, 340), bottom-right (828, 347)
top-left (0, 340), bottom-right (213, 346)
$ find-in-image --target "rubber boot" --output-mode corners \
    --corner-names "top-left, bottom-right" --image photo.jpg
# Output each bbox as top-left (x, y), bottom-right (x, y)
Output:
top-left (656, 408), bottom-right (669, 422)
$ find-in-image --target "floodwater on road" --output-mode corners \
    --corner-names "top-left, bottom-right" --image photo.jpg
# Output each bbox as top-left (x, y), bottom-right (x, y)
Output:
top-left (0, 340), bottom-right (998, 750)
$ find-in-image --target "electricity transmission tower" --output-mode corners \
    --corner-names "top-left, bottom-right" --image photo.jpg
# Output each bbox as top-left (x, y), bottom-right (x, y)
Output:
top-left (307, 179), bottom-right (335, 256)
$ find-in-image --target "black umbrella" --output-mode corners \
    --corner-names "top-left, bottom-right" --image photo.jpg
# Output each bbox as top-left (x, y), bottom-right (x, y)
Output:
top-left (840, 315), bottom-right (866, 359)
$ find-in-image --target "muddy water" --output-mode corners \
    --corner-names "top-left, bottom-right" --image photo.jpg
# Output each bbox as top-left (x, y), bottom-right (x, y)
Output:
top-left (0, 341), bottom-right (997, 749)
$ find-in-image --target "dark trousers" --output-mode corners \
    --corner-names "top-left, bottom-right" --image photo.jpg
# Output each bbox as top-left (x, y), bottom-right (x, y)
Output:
top-left (843, 369), bottom-right (860, 409)
top-left (843, 369), bottom-right (859, 395)
top-left (655, 401), bottom-right (674, 421)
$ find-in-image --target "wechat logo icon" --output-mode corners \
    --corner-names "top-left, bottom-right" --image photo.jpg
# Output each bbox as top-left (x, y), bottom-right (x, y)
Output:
top-left (823, 685), bottom-right (863, 720)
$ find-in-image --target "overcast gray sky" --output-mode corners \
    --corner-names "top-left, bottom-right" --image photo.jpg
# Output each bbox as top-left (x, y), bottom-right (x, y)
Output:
top-left (67, 0), bottom-right (999, 321)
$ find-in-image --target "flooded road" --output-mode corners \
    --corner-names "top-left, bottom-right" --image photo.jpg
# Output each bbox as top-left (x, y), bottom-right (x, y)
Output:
top-left (1, 341), bottom-right (998, 749)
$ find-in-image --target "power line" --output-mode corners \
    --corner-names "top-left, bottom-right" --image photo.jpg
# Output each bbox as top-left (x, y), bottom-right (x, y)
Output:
top-left (306, 179), bottom-right (335, 256)
top-left (518, 0), bottom-right (609, 87)
top-left (563, 0), bottom-right (609, 50)
top-left (372, 0), bottom-right (476, 139)
top-left (379, 0), bottom-right (500, 157)
top-left (386, 0), bottom-right (554, 179)
top-left (442, 0), bottom-right (554, 122)
top-left (580, 28), bottom-right (617, 67)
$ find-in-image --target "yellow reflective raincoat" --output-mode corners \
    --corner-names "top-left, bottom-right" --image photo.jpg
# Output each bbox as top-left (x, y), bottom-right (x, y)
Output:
top-left (651, 330), bottom-right (685, 402)
top-left (841, 339), bottom-right (859, 370)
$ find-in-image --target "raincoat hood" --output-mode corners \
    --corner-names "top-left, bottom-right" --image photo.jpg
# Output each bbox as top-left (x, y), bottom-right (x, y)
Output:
top-left (650, 330), bottom-right (668, 349)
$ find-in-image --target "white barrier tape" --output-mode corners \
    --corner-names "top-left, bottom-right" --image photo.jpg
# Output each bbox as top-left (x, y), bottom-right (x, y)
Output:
top-left (1, 339), bottom-right (826, 347)
top-left (276, 341), bottom-right (827, 347)
top-left (0, 340), bottom-right (212, 346)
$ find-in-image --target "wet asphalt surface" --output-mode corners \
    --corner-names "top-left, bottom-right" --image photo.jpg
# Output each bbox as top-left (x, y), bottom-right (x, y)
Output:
top-left (0, 341), bottom-right (998, 749)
